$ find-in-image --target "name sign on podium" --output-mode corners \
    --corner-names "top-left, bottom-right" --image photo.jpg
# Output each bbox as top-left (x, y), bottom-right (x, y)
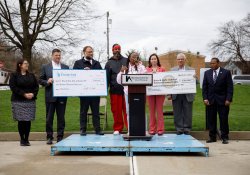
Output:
top-left (121, 74), bottom-right (153, 140)
top-left (121, 74), bottom-right (153, 86)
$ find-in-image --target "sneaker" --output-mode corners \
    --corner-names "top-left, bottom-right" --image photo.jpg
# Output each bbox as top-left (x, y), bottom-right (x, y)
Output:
top-left (113, 131), bottom-right (119, 135)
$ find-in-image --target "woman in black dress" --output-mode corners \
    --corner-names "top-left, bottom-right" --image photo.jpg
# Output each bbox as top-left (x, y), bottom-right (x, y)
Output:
top-left (9, 59), bottom-right (39, 146)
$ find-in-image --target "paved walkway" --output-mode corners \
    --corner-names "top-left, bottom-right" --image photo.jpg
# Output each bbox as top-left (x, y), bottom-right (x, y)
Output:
top-left (0, 140), bottom-right (250, 175)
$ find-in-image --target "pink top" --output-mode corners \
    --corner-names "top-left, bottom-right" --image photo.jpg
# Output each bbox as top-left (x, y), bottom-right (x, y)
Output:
top-left (146, 66), bottom-right (166, 73)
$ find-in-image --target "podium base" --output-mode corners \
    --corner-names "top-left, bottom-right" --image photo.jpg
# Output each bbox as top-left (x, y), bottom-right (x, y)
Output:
top-left (122, 134), bottom-right (153, 141)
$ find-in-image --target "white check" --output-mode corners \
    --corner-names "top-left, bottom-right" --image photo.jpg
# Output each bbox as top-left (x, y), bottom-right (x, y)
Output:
top-left (146, 70), bottom-right (196, 95)
top-left (53, 69), bottom-right (107, 97)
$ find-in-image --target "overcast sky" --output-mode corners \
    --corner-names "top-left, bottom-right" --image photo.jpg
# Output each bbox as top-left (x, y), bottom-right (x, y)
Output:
top-left (67, 0), bottom-right (250, 64)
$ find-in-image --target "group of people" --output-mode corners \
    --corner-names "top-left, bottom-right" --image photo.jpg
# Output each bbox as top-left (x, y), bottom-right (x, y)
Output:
top-left (9, 43), bottom-right (233, 146)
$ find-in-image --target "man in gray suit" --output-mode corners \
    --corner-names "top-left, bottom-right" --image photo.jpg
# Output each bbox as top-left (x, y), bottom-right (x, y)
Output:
top-left (171, 53), bottom-right (195, 135)
top-left (39, 49), bottom-right (69, 144)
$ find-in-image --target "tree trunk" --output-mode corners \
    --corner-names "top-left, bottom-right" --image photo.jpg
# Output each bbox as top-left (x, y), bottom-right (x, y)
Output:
top-left (22, 47), bottom-right (33, 72)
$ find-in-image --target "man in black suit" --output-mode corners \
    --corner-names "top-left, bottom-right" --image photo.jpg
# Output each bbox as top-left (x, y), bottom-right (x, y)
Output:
top-left (39, 49), bottom-right (69, 144)
top-left (73, 46), bottom-right (104, 136)
top-left (202, 57), bottom-right (233, 144)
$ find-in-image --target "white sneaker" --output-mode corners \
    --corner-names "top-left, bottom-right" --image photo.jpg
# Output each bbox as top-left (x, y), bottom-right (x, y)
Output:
top-left (113, 131), bottom-right (119, 135)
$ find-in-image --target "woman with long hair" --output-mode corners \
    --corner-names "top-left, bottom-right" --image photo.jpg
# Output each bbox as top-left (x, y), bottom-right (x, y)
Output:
top-left (146, 53), bottom-right (166, 135)
top-left (9, 59), bottom-right (39, 146)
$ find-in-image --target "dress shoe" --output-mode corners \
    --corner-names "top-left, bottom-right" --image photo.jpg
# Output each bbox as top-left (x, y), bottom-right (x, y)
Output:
top-left (158, 132), bottom-right (164, 136)
top-left (46, 138), bottom-right (53, 145)
top-left (95, 131), bottom-right (104, 135)
top-left (80, 130), bottom-right (87, 136)
top-left (184, 131), bottom-right (190, 135)
top-left (222, 139), bottom-right (229, 144)
top-left (57, 137), bottom-right (63, 142)
top-left (149, 132), bottom-right (156, 135)
top-left (206, 138), bottom-right (217, 143)
top-left (176, 131), bottom-right (183, 135)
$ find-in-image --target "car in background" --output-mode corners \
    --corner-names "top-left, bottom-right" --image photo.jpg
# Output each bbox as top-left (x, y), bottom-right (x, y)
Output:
top-left (232, 75), bottom-right (250, 85)
top-left (0, 69), bottom-right (11, 85)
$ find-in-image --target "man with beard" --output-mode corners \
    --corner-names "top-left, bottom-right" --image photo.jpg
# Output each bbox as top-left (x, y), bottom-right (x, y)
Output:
top-left (105, 44), bottom-right (128, 135)
top-left (73, 46), bottom-right (104, 136)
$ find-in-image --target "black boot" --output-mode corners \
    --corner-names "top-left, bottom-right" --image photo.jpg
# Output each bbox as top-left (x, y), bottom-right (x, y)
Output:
top-left (24, 121), bottom-right (31, 146)
top-left (20, 139), bottom-right (26, 146)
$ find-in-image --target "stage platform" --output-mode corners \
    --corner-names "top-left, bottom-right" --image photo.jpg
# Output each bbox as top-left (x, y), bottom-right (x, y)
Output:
top-left (51, 134), bottom-right (209, 157)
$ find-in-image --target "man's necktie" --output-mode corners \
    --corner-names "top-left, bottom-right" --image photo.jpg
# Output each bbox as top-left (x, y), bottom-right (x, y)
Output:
top-left (213, 70), bottom-right (217, 84)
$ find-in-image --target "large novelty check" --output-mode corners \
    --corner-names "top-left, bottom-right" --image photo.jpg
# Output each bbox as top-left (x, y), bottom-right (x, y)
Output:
top-left (146, 70), bottom-right (196, 95)
top-left (53, 69), bottom-right (107, 97)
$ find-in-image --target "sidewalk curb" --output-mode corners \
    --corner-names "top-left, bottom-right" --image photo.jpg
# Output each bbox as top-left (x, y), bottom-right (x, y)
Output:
top-left (1, 131), bottom-right (250, 141)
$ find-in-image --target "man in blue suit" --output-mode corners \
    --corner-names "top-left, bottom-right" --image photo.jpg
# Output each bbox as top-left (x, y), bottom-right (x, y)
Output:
top-left (202, 57), bottom-right (233, 144)
top-left (39, 49), bottom-right (69, 144)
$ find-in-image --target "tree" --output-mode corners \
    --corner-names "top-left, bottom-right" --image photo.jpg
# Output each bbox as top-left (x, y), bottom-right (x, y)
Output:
top-left (0, 0), bottom-right (96, 71)
top-left (209, 13), bottom-right (250, 73)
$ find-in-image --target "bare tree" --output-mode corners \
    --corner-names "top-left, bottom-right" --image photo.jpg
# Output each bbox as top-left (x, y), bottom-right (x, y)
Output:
top-left (242, 13), bottom-right (250, 38)
top-left (209, 14), bottom-right (250, 73)
top-left (94, 43), bottom-right (106, 63)
top-left (0, 0), bottom-right (97, 71)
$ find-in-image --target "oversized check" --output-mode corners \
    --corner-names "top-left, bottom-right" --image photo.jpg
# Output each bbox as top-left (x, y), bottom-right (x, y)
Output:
top-left (146, 70), bottom-right (196, 95)
top-left (53, 69), bottom-right (107, 97)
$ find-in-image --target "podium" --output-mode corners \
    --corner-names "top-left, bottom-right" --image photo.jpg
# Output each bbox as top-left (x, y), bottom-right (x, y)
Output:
top-left (121, 74), bottom-right (153, 141)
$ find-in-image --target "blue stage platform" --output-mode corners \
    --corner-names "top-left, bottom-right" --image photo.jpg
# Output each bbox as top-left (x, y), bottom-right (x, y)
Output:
top-left (51, 134), bottom-right (209, 157)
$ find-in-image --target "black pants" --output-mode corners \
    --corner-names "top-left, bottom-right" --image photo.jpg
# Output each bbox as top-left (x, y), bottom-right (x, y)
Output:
top-left (18, 121), bottom-right (31, 141)
top-left (80, 97), bottom-right (101, 132)
top-left (46, 100), bottom-right (67, 139)
top-left (207, 101), bottom-right (229, 140)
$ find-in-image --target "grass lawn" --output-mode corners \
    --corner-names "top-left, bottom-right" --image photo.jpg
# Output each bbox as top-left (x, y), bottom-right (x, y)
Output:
top-left (0, 85), bottom-right (250, 132)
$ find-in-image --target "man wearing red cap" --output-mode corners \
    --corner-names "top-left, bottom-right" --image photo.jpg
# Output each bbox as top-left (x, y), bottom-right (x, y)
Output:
top-left (105, 44), bottom-right (128, 134)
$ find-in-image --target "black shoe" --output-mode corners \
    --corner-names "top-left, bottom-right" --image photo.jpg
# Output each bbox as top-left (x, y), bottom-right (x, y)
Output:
top-left (184, 131), bottom-right (190, 135)
top-left (222, 139), bottom-right (229, 144)
top-left (46, 138), bottom-right (53, 145)
top-left (57, 137), bottom-right (63, 142)
top-left (80, 130), bottom-right (87, 136)
top-left (20, 140), bottom-right (26, 146)
top-left (96, 131), bottom-right (104, 135)
top-left (177, 131), bottom-right (183, 135)
top-left (25, 141), bottom-right (31, 146)
top-left (206, 138), bottom-right (217, 143)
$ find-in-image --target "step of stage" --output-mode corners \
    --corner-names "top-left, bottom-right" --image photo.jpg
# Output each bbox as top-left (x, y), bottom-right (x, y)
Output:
top-left (51, 134), bottom-right (209, 157)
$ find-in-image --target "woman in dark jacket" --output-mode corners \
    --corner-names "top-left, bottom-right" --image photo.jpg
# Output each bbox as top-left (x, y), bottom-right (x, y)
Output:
top-left (9, 59), bottom-right (39, 146)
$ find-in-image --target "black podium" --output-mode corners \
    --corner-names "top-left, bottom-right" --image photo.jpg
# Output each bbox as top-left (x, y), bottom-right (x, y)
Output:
top-left (121, 74), bottom-right (153, 141)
